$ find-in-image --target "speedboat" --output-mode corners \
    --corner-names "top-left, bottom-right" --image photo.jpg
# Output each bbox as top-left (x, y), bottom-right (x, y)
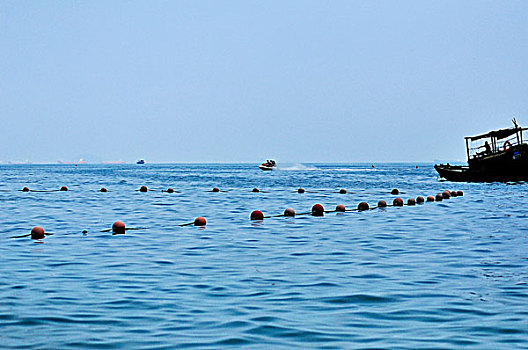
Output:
top-left (259, 159), bottom-right (276, 171)
top-left (435, 119), bottom-right (528, 182)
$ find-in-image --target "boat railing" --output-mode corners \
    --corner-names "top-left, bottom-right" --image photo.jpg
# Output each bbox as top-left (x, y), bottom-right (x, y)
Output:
top-left (469, 134), bottom-right (522, 159)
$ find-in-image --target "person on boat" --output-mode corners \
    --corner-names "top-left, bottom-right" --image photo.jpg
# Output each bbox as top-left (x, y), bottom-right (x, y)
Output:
top-left (477, 141), bottom-right (492, 157)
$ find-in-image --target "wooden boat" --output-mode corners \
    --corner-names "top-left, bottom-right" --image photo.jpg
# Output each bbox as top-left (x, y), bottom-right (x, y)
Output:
top-left (259, 159), bottom-right (276, 171)
top-left (435, 119), bottom-right (528, 182)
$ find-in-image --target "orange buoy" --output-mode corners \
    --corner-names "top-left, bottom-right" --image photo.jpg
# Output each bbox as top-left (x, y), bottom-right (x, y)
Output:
top-left (450, 190), bottom-right (458, 197)
top-left (22, 187), bottom-right (30, 192)
top-left (426, 195), bottom-right (435, 202)
top-left (31, 226), bottom-right (45, 239)
top-left (60, 186), bottom-right (68, 191)
top-left (435, 194), bottom-right (443, 201)
top-left (297, 188), bottom-right (305, 193)
top-left (377, 200), bottom-right (387, 207)
top-left (357, 202), bottom-right (369, 211)
top-left (112, 221), bottom-right (126, 234)
top-left (311, 204), bottom-right (324, 216)
top-left (457, 190), bottom-right (464, 196)
top-left (416, 196), bottom-right (425, 203)
top-left (284, 208), bottom-right (296, 217)
top-left (252, 188), bottom-right (260, 193)
top-left (250, 210), bottom-right (264, 220)
top-left (212, 187), bottom-right (220, 192)
top-left (391, 188), bottom-right (399, 195)
top-left (407, 198), bottom-right (416, 206)
top-left (393, 198), bottom-right (404, 206)
top-left (167, 188), bottom-right (174, 193)
top-left (139, 186), bottom-right (148, 192)
top-left (339, 189), bottom-right (347, 194)
top-left (100, 187), bottom-right (108, 192)
top-left (335, 204), bottom-right (346, 212)
top-left (442, 190), bottom-right (450, 199)
top-left (194, 217), bottom-right (206, 226)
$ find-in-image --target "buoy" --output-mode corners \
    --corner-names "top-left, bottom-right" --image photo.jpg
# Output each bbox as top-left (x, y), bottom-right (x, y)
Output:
top-left (139, 186), bottom-right (148, 192)
top-left (407, 198), bottom-right (416, 206)
top-left (416, 165), bottom-right (419, 169)
top-left (284, 208), bottom-right (296, 217)
top-left (252, 188), bottom-right (260, 193)
top-left (457, 190), bottom-right (464, 196)
top-left (416, 196), bottom-right (425, 203)
top-left (100, 187), bottom-right (107, 192)
top-left (391, 188), bottom-right (399, 195)
top-left (357, 202), bottom-right (369, 211)
top-left (435, 194), bottom-right (443, 201)
top-left (377, 200), bottom-right (387, 207)
top-left (371, 164), bottom-right (375, 168)
top-left (212, 187), bottom-right (220, 192)
top-left (31, 226), bottom-right (45, 239)
top-left (112, 221), bottom-right (126, 234)
top-left (167, 188), bottom-right (174, 193)
top-left (60, 186), bottom-right (68, 191)
top-left (297, 188), bottom-right (305, 193)
top-left (194, 217), bottom-right (206, 226)
top-left (426, 195), bottom-right (435, 202)
top-left (250, 210), bottom-right (264, 220)
top-left (22, 187), bottom-right (29, 192)
top-left (393, 198), bottom-right (404, 206)
top-left (339, 189), bottom-right (347, 194)
top-left (442, 190), bottom-right (451, 199)
top-left (311, 204), bottom-right (324, 216)
top-left (336, 204), bottom-right (346, 212)
top-left (450, 190), bottom-right (458, 197)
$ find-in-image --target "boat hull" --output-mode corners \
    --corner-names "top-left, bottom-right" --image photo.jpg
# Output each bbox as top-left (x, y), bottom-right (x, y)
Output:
top-left (435, 144), bottom-right (528, 182)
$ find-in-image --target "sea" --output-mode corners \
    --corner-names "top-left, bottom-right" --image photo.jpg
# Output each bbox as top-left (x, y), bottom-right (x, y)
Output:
top-left (0, 163), bottom-right (527, 349)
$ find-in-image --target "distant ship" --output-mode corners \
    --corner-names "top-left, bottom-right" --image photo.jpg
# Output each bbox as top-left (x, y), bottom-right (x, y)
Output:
top-left (58, 158), bottom-right (87, 165)
top-left (136, 159), bottom-right (145, 165)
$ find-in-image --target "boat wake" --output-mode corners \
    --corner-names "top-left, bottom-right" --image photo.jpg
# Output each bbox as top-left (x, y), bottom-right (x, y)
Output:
top-left (276, 164), bottom-right (318, 171)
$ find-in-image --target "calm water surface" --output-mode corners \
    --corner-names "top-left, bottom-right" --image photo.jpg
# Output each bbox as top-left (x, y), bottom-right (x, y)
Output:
top-left (0, 164), bottom-right (527, 349)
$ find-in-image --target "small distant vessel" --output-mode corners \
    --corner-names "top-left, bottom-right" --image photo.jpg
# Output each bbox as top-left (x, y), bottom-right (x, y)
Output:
top-left (136, 159), bottom-right (145, 165)
top-left (58, 158), bottom-right (87, 165)
top-left (435, 119), bottom-right (528, 182)
top-left (259, 159), bottom-right (276, 171)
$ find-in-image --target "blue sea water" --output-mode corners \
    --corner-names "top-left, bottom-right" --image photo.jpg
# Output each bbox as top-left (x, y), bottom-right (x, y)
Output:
top-left (1, 163), bottom-right (527, 349)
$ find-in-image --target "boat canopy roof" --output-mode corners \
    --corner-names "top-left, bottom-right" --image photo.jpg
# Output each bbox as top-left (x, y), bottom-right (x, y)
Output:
top-left (465, 127), bottom-right (527, 142)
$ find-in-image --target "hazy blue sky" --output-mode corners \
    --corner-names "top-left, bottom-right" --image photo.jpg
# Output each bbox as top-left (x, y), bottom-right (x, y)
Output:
top-left (1, 1), bottom-right (527, 163)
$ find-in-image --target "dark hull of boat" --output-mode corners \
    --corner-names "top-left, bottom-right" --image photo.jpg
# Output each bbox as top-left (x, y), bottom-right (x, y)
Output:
top-left (435, 144), bottom-right (528, 182)
top-left (259, 165), bottom-right (274, 171)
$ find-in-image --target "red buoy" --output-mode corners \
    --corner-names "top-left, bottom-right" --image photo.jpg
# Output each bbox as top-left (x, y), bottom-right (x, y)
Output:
top-left (339, 189), bottom-right (347, 194)
top-left (60, 186), bottom-right (68, 191)
top-left (100, 187), bottom-right (108, 192)
top-left (377, 200), bottom-right (387, 207)
top-left (407, 198), bottom-right (416, 206)
top-left (442, 190), bottom-right (450, 199)
top-left (139, 186), bottom-right (148, 192)
top-left (391, 188), bottom-right (399, 195)
top-left (112, 221), bottom-right (126, 234)
top-left (357, 202), bottom-right (369, 211)
top-left (250, 210), bottom-right (264, 220)
top-left (311, 204), bottom-right (324, 216)
top-left (194, 217), bottom-right (206, 226)
top-left (22, 187), bottom-right (30, 192)
top-left (167, 188), bottom-right (174, 193)
top-left (457, 190), bottom-right (464, 196)
top-left (427, 195), bottom-right (435, 202)
top-left (435, 194), bottom-right (443, 201)
top-left (297, 188), bottom-right (305, 193)
top-left (284, 208), bottom-right (296, 217)
top-left (31, 226), bottom-right (45, 239)
top-left (393, 198), bottom-right (404, 206)
top-left (212, 187), bottom-right (220, 192)
top-left (450, 190), bottom-right (458, 197)
top-left (252, 188), bottom-right (260, 193)
top-left (335, 204), bottom-right (346, 212)
top-left (416, 196), bottom-right (425, 203)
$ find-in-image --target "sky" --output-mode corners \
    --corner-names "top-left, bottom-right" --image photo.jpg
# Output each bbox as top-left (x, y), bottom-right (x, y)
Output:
top-left (1, 1), bottom-right (528, 164)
